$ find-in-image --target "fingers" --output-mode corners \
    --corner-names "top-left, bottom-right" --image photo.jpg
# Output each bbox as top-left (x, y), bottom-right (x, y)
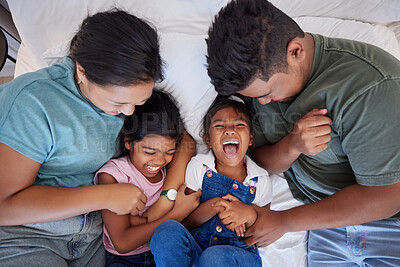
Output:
top-left (177, 183), bottom-right (187, 193)
top-left (192, 189), bottom-right (202, 198)
top-left (212, 199), bottom-right (231, 210)
top-left (302, 115), bottom-right (332, 128)
top-left (140, 192), bottom-right (148, 204)
top-left (304, 108), bottom-right (328, 117)
top-left (222, 194), bottom-right (239, 201)
top-left (234, 224), bottom-right (246, 237)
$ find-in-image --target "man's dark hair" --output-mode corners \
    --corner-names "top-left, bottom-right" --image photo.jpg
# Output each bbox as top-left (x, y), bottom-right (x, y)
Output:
top-left (206, 0), bottom-right (304, 95)
top-left (69, 9), bottom-right (163, 86)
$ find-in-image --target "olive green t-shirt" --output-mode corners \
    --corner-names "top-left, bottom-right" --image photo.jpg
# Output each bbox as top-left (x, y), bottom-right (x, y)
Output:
top-left (253, 33), bottom-right (400, 218)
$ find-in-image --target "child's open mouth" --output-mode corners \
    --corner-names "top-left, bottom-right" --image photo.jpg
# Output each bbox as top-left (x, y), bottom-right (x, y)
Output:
top-left (146, 165), bottom-right (161, 174)
top-left (222, 139), bottom-right (240, 158)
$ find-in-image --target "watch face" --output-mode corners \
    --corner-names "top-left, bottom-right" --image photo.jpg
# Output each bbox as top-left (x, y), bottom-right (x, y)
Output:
top-left (167, 189), bottom-right (177, 200)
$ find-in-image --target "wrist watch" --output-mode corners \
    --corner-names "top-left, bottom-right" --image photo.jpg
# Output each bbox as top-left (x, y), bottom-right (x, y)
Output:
top-left (160, 188), bottom-right (178, 201)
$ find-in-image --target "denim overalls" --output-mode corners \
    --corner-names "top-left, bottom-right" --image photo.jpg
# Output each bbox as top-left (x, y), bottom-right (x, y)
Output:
top-left (190, 165), bottom-right (259, 255)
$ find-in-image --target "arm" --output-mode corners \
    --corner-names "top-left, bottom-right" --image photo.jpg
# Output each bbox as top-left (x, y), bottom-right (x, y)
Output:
top-left (99, 173), bottom-right (201, 254)
top-left (182, 188), bottom-right (223, 228)
top-left (245, 181), bottom-right (400, 247)
top-left (0, 143), bottom-right (147, 225)
top-left (253, 109), bottom-right (332, 173)
top-left (145, 131), bottom-right (196, 222)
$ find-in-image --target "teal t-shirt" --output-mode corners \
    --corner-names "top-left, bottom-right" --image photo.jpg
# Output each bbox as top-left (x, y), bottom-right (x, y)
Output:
top-left (254, 34), bottom-right (400, 217)
top-left (0, 57), bottom-right (124, 187)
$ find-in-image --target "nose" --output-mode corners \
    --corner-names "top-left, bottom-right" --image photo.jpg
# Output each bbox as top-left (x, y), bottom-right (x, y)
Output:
top-left (257, 97), bottom-right (271, 105)
top-left (224, 125), bottom-right (235, 135)
top-left (121, 104), bottom-right (135, 116)
top-left (153, 154), bottom-right (167, 166)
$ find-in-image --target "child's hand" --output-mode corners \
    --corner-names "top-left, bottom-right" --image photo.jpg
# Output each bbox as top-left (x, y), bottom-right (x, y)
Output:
top-left (171, 183), bottom-right (201, 221)
top-left (213, 194), bottom-right (257, 230)
top-left (234, 223), bottom-right (246, 237)
top-left (289, 108), bottom-right (332, 156)
top-left (212, 197), bottom-right (226, 214)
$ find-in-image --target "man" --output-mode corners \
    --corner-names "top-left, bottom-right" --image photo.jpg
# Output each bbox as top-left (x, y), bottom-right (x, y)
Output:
top-left (206, 0), bottom-right (400, 265)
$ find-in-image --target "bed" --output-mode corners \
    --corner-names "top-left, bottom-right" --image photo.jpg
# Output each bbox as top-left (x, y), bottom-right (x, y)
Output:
top-left (6, 0), bottom-right (400, 266)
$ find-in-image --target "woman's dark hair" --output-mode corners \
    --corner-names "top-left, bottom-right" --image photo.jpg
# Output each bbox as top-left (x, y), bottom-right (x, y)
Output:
top-left (69, 9), bottom-right (163, 86)
top-left (201, 94), bottom-right (254, 142)
top-left (206, 0), bottom-right (304, 95)
top-left (115, 90), bottom-right (184, 158)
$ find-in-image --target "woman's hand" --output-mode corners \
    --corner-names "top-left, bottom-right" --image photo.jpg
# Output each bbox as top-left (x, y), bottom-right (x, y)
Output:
top-left (99, 173), bottom-right (147, 216)
top-left (107, 183), bottom-right (147, 215)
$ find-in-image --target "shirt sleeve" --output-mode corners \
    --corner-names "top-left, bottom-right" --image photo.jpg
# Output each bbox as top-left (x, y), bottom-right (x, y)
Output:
top-left (0, 89), bottom-right (53, 163)
top-left (185, 157), bottom-right (204, 191)
top-left (253, 173), bottom-right (273, 207)
top-left (94, 160), bottom-right (128, 185)
top-left (253, 110), bottom-right (271, 148)
top-left (340, 79), bottom-right (400, 185)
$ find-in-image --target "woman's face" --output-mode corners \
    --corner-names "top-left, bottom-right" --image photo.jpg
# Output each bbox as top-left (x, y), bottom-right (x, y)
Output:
top-left (80, 81), bottom-right (154, 116)
top-left (76, 62), bottom-right (154, 116)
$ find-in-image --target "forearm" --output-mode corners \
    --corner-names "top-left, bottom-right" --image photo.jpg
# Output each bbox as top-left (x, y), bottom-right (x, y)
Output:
top-left (0, 184), bottom-right (110, 225)
top-left (146, 131), bottom-right (196, 222)
top-left (183, 198), bottom-right (221, 228)
top-left (253, 135), bottom-right (300, 174)
top-left (111, 209), bottom-right (187, 254)
top-left (282, 182), bottom-right (400, 233)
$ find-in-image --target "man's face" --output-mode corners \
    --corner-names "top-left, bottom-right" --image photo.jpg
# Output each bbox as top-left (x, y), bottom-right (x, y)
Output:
top-left (238, 66), bottom-right (306, 105)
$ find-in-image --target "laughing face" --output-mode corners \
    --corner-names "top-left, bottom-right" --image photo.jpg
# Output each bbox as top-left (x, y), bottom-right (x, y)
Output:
top-left (125, 134), bottom-right (177, 183)
top-left (205, 106), bottom-right (253, 169)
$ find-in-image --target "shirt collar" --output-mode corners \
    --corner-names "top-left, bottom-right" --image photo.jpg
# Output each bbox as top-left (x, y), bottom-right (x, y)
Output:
top-left (198, 150), bottom-right (268, 179)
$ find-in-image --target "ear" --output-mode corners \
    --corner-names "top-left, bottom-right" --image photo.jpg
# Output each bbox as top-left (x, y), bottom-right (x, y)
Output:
top-left (286, 39), bottom-right (306, 63)
top-left (75, 61), bottom-right (87, 82)
top-left (249, 132), bottom-right (254, 147)
top-left (205, 134), bottom-right (212, 148)
top-left (124, 137), bottom-right (132, 151)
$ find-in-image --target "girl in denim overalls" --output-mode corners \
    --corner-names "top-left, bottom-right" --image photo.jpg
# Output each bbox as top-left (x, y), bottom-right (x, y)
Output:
top-left (151, 96), bottom-right (273, 267)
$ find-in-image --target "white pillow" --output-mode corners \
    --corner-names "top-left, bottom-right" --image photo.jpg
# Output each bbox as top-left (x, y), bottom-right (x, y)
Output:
top-left (295, 16), bottom-right (400, 60)
top-left (269, 0), bottom-right (400, 23)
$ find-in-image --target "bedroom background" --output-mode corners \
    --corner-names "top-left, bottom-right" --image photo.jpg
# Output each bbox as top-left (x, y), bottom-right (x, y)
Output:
top-left (0, 1), bottom-right (399, 266)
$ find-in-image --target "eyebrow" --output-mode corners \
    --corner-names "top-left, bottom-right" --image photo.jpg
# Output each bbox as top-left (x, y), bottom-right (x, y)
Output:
top-left (113, 97), bottom-right (150, 105)
top-left (211, 118), bottom-right (249, 124)
top-left (142, 146), bottom-right (176, 152)
top-left (256, 92), bottom-right (271, 99)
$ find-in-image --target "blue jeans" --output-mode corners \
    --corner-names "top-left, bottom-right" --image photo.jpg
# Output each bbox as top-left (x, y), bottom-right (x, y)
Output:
top-left (150, 220), bottom-right (261, 267)
top-left (308, 218), bottom-right (400, 266)
top-left (0, 211), bottom-right (105, 267)
top-left (106, 250), bottom-right (155, 267)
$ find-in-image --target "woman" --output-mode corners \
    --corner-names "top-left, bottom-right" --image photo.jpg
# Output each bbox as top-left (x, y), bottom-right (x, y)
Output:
top-left (0, 10), bottom-right (195, 266)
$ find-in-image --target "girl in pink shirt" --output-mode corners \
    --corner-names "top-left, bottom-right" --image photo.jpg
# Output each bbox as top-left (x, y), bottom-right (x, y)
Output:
top-left (94, 91), bottom-right (201, 266)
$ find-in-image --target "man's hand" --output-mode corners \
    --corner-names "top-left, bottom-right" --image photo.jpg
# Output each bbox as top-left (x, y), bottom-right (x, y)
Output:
top-left (244, 207), bottom-right (288, 248)
top-left (289, 108), bottom-right (332, 156)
